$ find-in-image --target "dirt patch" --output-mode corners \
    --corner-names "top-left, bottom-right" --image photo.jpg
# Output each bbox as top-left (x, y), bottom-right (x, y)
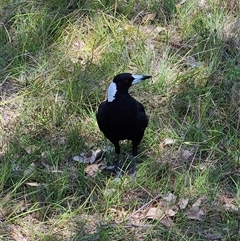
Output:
top-left (0, 79), bottom-right (23, 155)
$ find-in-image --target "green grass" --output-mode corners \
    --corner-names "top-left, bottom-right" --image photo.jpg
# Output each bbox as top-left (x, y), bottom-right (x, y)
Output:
top-left (1, 0), bottom-right (240, 240)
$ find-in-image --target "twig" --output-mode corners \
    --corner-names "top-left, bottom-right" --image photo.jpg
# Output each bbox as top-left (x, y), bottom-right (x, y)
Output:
top-left (129, 193), bottom-right (163, 218)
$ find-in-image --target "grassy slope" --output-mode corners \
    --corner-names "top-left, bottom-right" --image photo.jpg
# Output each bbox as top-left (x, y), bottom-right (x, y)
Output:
top-left (0, 0), bottom-right (240, 240)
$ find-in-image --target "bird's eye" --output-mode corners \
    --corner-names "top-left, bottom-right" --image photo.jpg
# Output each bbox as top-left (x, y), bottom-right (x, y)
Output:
top-left (125, 79), bottom-right (130, 83)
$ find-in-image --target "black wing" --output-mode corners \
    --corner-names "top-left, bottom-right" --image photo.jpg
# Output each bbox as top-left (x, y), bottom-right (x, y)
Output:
top-left (135, 100), bottom-right (148, 131)
top-left (96, 101), bottom-right (107, 131)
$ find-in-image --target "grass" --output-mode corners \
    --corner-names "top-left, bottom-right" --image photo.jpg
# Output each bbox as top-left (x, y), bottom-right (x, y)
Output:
top-left (1, 0), bottom-right (240, 240)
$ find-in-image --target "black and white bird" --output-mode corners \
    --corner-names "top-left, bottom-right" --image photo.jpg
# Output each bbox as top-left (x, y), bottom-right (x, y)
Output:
top-left (96, 73), bottom-right (151, 178)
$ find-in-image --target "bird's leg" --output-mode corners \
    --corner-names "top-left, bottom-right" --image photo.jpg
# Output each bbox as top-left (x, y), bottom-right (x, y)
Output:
top-left (115, 153), bottom-right (122, 178)
top-left (132, 156), bottom-right (137, 180)
top-left (130, 141), bottom-right (139, 180)
top-left (114, 152), bottom-right (120, 170)
top-left (114, 141), bottom-right (123, 177)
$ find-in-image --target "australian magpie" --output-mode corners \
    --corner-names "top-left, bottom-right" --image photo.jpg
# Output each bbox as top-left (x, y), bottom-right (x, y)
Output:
top-left (96, 73), bottom-right (151, 178)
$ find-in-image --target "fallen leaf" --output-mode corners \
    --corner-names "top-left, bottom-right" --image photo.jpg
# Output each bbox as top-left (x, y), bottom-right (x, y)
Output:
top-left (145, 205), bottom-right (177, 221)
top-left (145, 207), bottom-right (165, 220)
top-left (223, 203), bottom-right (238, 212)
top-left (130, 211), bottom-right (145, 222)
top-left (186, 197), bottom-right (206, 220)
top-left (218, 194), bottom-right (235, 205)
top-left (72, 155), bottom-right (85, 162)
top-left (162, 138), bottom-right (177, 147)
top-left (11, 232), bottom-right (28, 241)
top-left (186, 208), bottom-right (206, 221)
top-left (165, 209), bottom-right (177, 217)
top-left (73, 148), bottom-right (103, 164)
top-left (192, 197), bottom-right (204, 208)
top-left (162, 192), bottom-right (177, 204)
top-left (84, 160), bottom-right (107, 177)
top-left (160, 217), bottom-right (174, 227)
top-left (178, 198), bottom-right (189, 210)
top-left (141, 13), bottom-right (157, 24)
top-left (85, 164), bottom-right (99, 177)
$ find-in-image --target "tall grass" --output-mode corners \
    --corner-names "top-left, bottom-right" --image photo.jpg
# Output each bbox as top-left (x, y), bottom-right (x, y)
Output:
top-left (0, 0), bottom-right (240, 240)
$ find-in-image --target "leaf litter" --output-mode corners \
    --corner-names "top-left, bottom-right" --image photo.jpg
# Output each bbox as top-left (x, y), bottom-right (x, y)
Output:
top-left (128, 192), bottom-right (207, 228)
top-left (73, 148), bottom-right (107, 177)
top-left (73, 148), bottom-right (103, 164)
top-left (185, 198), bottom-right (206, 221)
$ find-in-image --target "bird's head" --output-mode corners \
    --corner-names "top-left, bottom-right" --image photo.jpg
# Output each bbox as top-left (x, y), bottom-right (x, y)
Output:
top-left (107, 73), bottom-right (151, 102)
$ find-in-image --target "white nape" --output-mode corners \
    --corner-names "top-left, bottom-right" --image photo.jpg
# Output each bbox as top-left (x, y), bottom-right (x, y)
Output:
top-left (107, 82), bottom-right (117, 102)
top-left (131, 74), bottom-right (144, 84)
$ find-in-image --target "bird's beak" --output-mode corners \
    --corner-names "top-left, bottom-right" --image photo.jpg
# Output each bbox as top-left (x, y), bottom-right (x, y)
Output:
top-left (131, 74), bottom-right (152, 84)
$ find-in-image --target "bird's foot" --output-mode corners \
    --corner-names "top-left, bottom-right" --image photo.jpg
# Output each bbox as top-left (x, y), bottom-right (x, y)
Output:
top-left (104, 165), bottom-right (118, 178)
top-left (131, 170), bottom-right (137, 181)
top-left (127, 157), bottom-right (137, 181)
top-left (115, 165), bottom-right (124, 179)
top-left (105, 162), bottom-right (123, 179)
top-left (127, 166), bottom-right (137, 181)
